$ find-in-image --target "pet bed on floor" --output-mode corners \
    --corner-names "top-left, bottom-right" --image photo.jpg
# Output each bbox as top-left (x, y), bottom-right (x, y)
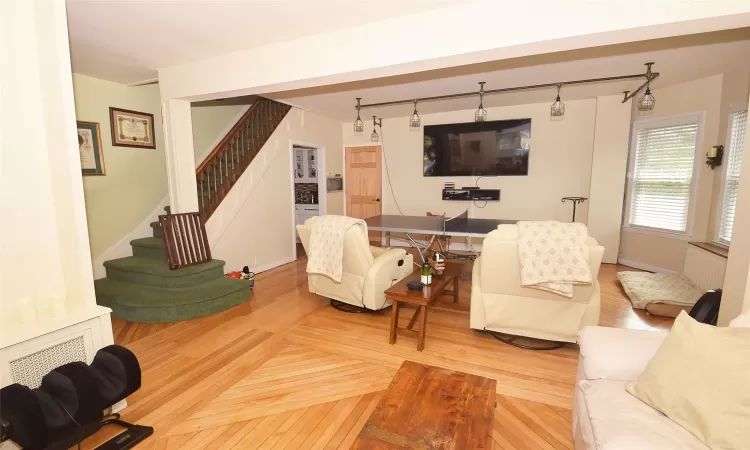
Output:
top-left (617, 271), bottom-right (702, 318)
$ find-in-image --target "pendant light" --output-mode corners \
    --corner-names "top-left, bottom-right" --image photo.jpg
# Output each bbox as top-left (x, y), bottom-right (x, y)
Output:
top-left (371, 116), bottom-right (379, 142)
top-left (550, 84), bottom-right (565, 119)
top-left (638, 62), bottom-right (656, 112)
top-left (353, 97), bottom-right (364, 134)
top-left (475, 82), bottom-right (487, 122)
top-left (409, 100), bottom-right (421, 129)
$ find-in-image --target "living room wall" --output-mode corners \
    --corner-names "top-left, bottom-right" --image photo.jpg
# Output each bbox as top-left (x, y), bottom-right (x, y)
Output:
top-left (343, 99), bottom-right (599, 224)
top-left (72, 74), bottom-right (167, 264)
top-left (208, 108), bottom-right (344, 272)
top-left (618, 74), bottom-right (743, 272)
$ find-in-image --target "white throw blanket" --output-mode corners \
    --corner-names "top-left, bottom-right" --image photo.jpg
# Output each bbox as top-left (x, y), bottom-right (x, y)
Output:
top-left (517, 221), bottom-right (592, 298)
top-left (306, 215), bottom-right (368, 283)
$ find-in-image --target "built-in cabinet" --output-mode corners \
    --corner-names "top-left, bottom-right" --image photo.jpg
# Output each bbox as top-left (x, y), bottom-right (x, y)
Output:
top-left (294, 147), bottom-right (318, 183)
top-left (295, 204), bottom-right (320, 242)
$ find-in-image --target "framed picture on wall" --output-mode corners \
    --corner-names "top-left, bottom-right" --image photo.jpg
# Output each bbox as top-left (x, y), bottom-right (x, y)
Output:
top-left (77, 121), bottom-right (105, 176)
top-left (109, 107), bottom-right (156, 149)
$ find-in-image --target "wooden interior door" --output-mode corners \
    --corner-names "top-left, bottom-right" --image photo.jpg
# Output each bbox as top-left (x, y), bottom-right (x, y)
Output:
top-left (346, 146), bottom-right (382, 240)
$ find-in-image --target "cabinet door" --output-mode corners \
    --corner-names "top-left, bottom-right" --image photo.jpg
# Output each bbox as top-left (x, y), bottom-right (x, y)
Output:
top-left (294, 149), bottom-right (305, 180)
top-left (306, 149), bottom-right (317, 180)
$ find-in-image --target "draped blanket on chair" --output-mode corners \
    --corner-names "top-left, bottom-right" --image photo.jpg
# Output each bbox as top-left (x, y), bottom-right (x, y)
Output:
top-left (306, 215), bottom-right (368, 283)
top-left (517, 221), bottom-right (592, 298)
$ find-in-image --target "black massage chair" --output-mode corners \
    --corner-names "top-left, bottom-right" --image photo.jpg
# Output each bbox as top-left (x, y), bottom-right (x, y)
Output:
top-left (0, 345), bottom-right (151, 450)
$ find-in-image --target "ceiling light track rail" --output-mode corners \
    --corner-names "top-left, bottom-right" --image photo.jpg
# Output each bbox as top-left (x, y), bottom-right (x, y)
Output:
top-left (357, 67), bottom-right (659, 110)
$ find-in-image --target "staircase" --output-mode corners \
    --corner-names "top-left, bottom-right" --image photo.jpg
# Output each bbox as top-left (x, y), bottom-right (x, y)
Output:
top-left (196, 97), bottom-right (291, 220)
top-left (95, 208), bottom-right (250, 323)
top-left (94, 98), bottom-right (290, 323)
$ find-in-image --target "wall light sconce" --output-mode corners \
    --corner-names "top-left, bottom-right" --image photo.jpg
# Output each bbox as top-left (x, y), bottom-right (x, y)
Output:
top-left (706, 145), bottom-right (724, 170)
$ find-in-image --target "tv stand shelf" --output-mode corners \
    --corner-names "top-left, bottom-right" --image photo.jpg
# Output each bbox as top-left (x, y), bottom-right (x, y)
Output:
top-left (442, 188), bottom-right (500, 201)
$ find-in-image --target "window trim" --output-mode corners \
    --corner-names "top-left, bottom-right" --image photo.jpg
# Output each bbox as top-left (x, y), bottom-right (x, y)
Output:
top-left (623, 112), bottom-right (704, 239)
top-left (713, 109), bottom-right (748, 247)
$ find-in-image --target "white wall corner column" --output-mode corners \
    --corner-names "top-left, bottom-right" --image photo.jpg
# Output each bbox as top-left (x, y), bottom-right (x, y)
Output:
top-left (1, 0), bottom-right (113, 394)
top-left (586, 95), bottom-right (632, 263)
top-left (162, 98), bottom-right (199, 213)
top-left (718, 93), bottom-right (750, 325)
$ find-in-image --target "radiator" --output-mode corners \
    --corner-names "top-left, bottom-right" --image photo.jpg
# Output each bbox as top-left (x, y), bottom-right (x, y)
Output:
top-left (8, 336), bottom-right (88, 388)
top-left (683, 245), bottom-right (727, 292)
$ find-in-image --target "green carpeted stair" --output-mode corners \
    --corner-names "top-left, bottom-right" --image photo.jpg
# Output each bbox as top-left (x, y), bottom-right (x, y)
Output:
top-left (94, 219), bottom-right (250, 323)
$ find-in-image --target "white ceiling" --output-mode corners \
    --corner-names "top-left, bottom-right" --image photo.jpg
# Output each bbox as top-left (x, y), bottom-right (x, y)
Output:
top-left (65, 0), bottom-right (467, 84)
top-left (269, 30), bottom-right (750, 120)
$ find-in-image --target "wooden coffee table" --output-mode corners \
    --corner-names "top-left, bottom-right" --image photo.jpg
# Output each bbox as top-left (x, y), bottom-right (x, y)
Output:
top-left (386, 262), bottom-right (461, 351)
top-left (353, 361), bottom-right (496, 449)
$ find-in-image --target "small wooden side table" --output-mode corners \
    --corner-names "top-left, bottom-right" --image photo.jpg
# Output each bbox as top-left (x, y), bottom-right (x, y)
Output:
top-left (385, 262), bottom-right (461, 351)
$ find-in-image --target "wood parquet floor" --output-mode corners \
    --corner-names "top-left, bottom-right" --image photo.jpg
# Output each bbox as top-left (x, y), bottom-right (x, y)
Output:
top-left (84, 254), bottom-right (672, 450)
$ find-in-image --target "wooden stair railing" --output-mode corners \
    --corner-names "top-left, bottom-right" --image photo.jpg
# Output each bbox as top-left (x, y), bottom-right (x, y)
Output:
top-left (159, 212), bottom-right (212, 269)
top-left (196, 97), bottom-right (292, 220)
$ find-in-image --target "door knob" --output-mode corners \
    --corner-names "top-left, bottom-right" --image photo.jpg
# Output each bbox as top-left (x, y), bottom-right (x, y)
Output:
top-left (375, 198), bottom-right (381, 202)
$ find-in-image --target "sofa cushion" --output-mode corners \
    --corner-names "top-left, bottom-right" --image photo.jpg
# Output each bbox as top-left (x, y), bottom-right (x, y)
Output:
top-left (579, 326), bottom-right (667, 382)
top-left (580, 379), bottom-right (707, 450)
top-left (626, 312), bottom-right (750, 450)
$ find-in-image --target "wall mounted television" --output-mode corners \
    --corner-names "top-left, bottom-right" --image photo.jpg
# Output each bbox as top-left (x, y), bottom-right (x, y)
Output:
top-left (423, 118), bottom-right (531, 176)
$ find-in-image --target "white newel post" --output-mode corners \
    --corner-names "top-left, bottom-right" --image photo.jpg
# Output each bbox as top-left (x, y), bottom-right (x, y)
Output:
top-left (0, 0), bottom-right (115, 411)
top-left (162, 98), bottom-right (200, 213)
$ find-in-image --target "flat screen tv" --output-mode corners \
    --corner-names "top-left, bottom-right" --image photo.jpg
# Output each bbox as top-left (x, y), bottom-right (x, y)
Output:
top-left (423, 118), bottom-right (531, 176)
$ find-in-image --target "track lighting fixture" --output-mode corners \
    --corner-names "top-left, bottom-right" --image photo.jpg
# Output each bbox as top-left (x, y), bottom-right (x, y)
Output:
top-left (550, 84), bottom-right (565, 119)
top-left (353, 98), bottom-right (364, 134)
top-left (475, 82), bottom-right (487, 122)
top-left (638, 62), bottom-right (656, 112)
top-left (371, 116), bottom-right (381, 142)
top-left (352, 63), bottom-right (660, 123)
top-left (410, 100), bottom-right (421, 129)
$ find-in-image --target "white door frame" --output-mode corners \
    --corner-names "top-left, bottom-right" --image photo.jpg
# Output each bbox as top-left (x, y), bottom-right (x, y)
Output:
top-left (289, 140), bottom-right (326, 260)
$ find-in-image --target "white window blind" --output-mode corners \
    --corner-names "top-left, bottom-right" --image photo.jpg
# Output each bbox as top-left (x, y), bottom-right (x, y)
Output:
top-left (717, 110), bottom-right (748, 244)
top-left (627, 121), bottom-right (698, 233)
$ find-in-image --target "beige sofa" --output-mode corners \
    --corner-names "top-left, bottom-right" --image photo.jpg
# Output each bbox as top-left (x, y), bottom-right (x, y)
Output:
top-left (574, 326), bottom-right (707, 449)
top-left (470, 225), bottom-right (604, 343)
top-left (297, 220), bottom-right (413, 310)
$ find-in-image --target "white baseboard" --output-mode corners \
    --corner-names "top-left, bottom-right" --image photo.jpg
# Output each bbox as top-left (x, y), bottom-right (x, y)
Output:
top-left (249, 257), bottom-right (296, 274)
top-left (616, 258), bottom-right (674, 274)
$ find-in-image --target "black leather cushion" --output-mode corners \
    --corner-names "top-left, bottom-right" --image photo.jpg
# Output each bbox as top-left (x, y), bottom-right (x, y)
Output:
top-left (92, 345), bottom-right (141, 402)
top-left (0, 345), bottom-right (141, 449)
top-left (0, 384), bottom-right (49, 449)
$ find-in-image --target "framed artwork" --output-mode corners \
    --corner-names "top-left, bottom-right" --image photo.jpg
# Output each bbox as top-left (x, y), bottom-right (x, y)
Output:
top-left (77, 121), bottom-right (105, 176)
top-left (109, 107), bottom-right (156, 149)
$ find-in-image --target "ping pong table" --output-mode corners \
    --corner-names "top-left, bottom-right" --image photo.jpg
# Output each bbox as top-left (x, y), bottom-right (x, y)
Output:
top-left (365, 211), bottom-right (516, 260)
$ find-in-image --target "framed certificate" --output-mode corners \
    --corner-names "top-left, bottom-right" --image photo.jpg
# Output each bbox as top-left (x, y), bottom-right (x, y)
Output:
top-left (109, 107), bottom-right (156, 149)
top-left (77, 121), bottom-right (105, 176)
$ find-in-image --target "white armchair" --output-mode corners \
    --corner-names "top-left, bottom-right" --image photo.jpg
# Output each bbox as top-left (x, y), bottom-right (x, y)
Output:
top-left (297, 220), bottom-right (413, 310)
top-left (470, 224), bottom-right (604, 343)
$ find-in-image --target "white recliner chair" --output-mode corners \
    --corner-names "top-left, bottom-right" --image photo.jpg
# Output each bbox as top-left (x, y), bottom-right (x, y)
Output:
top-left (470, 224), bottom-right (604, 343)
top-left (297, 219), bottom-right (414, 311)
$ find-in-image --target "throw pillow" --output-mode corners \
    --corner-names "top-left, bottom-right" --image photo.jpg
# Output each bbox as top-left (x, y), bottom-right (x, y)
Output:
top-left (626, 311), bottom-right (750, 450)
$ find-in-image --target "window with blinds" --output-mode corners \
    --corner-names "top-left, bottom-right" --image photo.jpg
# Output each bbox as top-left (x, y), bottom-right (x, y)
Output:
top-left (717, 110), bottom-right (748, 245)
top-left (626, 118), bottom-right (699, 233)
